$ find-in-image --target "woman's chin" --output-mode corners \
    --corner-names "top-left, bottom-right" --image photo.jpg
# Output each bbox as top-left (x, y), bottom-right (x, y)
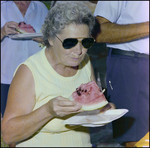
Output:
top-left (70, 59), bottom-right (83, 66)
top-left (69, 62), bottom-right (80, 67)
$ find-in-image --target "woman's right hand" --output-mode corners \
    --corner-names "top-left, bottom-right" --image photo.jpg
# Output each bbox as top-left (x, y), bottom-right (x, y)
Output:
top-left (46, 96), bottom-right (82, 117)
top-left (1, 21), bottom-right (19, 38)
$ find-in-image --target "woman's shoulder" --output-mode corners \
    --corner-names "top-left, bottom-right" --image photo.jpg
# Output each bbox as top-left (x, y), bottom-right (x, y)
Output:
top-left (1, 1), bottom-right (13, 7)
top-left (1, 1), bottom-right (6, 5)
top-left (24, 47), bottom-right (46, 64)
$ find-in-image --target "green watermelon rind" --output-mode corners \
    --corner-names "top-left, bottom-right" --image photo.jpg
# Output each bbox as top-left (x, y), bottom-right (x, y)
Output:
top-left (16, 28), bottom-right (35, 34)
top-left (69, 96), bottom-right (108, 111)
top-left (15, 28), bottom-right (23, 34)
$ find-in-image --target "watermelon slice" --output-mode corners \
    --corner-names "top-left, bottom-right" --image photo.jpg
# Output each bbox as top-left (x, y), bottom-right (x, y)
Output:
top-left (16, 21), bottom-right (35, 34)
top-left (69, 81), bottom-right (108, 111)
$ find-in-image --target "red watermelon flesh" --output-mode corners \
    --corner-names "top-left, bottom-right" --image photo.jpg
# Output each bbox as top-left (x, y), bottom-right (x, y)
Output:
top-left (69, 81), bottom-right (108, 111)
top-left (16, 21), bottom-right (35, 34)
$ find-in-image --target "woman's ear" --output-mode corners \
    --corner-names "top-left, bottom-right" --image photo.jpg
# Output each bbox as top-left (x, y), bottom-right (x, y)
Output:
top-left (48, 38), bottom-right (54, 46)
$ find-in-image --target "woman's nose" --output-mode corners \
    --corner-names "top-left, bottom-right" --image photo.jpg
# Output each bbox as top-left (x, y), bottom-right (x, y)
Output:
top-left (74, 42), bottom-right (82, 55)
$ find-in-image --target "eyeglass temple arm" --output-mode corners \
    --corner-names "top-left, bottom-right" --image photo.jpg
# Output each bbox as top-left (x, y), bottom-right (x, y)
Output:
top-left (52, 32), bottom-right (63, 43)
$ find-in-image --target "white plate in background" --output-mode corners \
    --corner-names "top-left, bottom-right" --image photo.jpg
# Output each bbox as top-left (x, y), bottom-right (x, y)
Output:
top-left (9, 33), bottom-right (43, 39)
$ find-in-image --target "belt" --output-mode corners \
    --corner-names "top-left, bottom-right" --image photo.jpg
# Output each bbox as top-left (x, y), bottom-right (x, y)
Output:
top-left (108, 48), bottom-right (149, 59)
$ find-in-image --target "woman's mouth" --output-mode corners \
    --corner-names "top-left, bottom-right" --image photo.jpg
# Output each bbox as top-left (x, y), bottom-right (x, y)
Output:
top-left (72, 57), bottom-right (80, 60)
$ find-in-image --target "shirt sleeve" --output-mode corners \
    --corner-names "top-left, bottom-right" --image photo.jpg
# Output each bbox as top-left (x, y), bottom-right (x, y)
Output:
top-left (94, 1), bottom-right (126, 23)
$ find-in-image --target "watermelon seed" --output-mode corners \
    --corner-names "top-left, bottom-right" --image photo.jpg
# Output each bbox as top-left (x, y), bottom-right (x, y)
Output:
top-left (78, 92), bottom-right (81, 96)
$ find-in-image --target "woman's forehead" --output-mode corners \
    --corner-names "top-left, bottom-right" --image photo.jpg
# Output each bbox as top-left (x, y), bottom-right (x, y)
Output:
top-left (60, 24), bottom-right (90, 37)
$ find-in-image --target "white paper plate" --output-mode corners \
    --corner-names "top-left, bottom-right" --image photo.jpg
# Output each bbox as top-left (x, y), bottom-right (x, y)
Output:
top-left (62, 109), bottom-right (128, 127)
top-left (68, 123), bottom-right (105, 127)
top-left (81, 123), bottom-right (106, 127)
top-left (9, 33), bottom-right (43, 39)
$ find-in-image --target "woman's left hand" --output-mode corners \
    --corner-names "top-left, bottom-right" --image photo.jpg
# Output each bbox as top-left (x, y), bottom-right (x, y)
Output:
top-left (100, 102), bottom-right (116, 113)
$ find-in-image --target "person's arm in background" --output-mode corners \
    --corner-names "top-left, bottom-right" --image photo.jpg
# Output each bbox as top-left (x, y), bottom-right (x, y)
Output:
top-left (94, 16), bottom-right (149, 43)
top-left (88, 1), bottom-right (98, 4)
top-left (1, 21), bottom-right (44, 44)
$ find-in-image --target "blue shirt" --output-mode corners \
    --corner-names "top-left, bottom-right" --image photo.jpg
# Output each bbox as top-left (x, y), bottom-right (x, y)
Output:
top-left (1, 1), bottom-right (48, 84)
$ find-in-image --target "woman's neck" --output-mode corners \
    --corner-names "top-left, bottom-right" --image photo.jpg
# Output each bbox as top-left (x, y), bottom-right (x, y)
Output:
top-left (14, 1), bottom-right (31, 17)
top-left (46, 47), bottom-right (78, 77)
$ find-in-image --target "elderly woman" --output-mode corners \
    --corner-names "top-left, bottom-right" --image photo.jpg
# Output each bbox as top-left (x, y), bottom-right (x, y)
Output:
top-left (2, 2), bottom-right (113, 147)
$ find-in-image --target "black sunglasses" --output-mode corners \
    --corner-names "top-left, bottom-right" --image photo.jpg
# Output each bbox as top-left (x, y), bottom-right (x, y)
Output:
top-left (54, 34), bottom-right (95, 49)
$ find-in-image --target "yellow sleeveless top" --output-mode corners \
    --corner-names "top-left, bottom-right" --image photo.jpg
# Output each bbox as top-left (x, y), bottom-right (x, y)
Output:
top-left (16, 47), bottom-right (92, 147)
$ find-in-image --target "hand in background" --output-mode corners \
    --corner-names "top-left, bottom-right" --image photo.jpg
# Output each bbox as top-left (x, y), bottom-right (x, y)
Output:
top-left (1, 21), bottom-right (19, 37)
top-left (32, 37), bottom-right (44, 44)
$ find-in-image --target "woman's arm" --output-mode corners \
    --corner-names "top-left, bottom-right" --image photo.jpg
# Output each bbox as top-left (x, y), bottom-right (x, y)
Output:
top-left (1, 65), bottom-right (81, 144)
top-left (94, 16), bottom-right (149, 43)
top-left (1, 65), bottom-right (53, 144)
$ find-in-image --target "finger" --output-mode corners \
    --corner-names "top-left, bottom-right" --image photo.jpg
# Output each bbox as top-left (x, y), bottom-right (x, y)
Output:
top-left (62, 104), bottom-right (82, 113)
top-left (32, 37), bottom-right (43, 40)
top-left (109, 103), bottom-right (116, 109)
top-left (100, 103), bottom-right (111, 113)
top-left (7, 26), bottom-right (17, 31)
top-left (7, 29), bottom-right (19, 35)
top-left (53, 97), bottom-right (82, 113)
top-left (54, 103), bottom-right (81, 113)
top-left (52, 102), bottom-right (82, 117)
top-left (32, 38), bottom-right (44, 43)
top-left (56, 96), bottom-right (78, 106)
top-left (5, 25), bottom-right (19, 35)
top-left (58, 100), bottom-right (77, 107)
top-left (6, 23), bottom-right (18, 30)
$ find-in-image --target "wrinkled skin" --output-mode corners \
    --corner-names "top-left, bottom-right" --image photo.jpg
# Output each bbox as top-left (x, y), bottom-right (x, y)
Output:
top-left (46, 96), bottom-right (83, 117)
